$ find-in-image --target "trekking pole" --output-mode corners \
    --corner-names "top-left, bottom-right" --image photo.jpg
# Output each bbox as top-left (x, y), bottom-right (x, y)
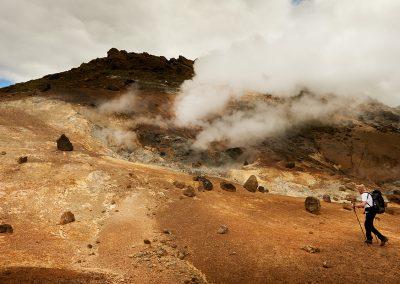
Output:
top-left (353, 206), bottom-right (365, 239)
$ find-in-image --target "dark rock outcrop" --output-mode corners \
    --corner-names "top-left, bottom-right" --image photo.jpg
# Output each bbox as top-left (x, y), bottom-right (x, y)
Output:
top-left (305, 197), bottom-right (321, 214)
top-left (0, 224), bottom-right (13, 234)
top-left (243, 175), bottom-right (258, 193)
top-left (220, 182), bottom-right (236, 192)
top-left (193, 176), bottom-right (213, 191)
top-left (57, 134), bottom-right (73, 151)
top-left (60, 211), bottom-right (75, 225)
top-left (17, 156), bottom-right (28, 164)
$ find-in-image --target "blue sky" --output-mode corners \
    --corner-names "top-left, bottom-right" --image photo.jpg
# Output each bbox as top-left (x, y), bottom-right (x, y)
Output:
top-left (0, 78), bottom-right (13, 88)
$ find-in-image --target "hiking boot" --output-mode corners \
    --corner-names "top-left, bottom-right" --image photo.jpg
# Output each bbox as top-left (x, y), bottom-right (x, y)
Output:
top-left (365, 239), bottom-right (373, 245)
top-left (380, 237), bottom-right (389, 246)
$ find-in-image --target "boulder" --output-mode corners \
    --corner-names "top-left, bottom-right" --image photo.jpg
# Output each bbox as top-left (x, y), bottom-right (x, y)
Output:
top-left (301, 245), bottom-right (320, 253)
top-left (345, 195), bottom-right (357, 203)
top-left (217, 225), bottom-right (229, 234)
top-left (258, 186), bottom-right (269, 193)
top-left (173, 181), bottom-right (185, 189)
top-left (243, 175), bottom-right (258, 193)
top-left (305, 197), bottom-right (321, 214)
top-left (57, 134), bottom-right (73, 151)
top-left (17, 156), bottom-right (28, 164)
top-left (0, 224), bottom-right (13, 234)
top-left (342, 204), bottom-right (353, 211)
top-left (183, 186), bottom-right (196, 197)
top-left (193, 176), bottom-right (213, 191)
top-left (220, 182), bottom-right (236, 192)
top-left (322, 194), bottom-right (331, 203)
top-left (60, 211), bottom-right (75, 225)
top-left (385, 207), bottom-right (400, 215)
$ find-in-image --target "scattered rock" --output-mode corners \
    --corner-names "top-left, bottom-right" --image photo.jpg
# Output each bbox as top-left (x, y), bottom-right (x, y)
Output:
top-left (193, 176), bottom-right (213, 191)
top-left (345, 182), bottom-right (356, 191)
top-left (220, 182), bottom-right (236, 192)
top-left (217, 225), bottom-right (229, 234)
top-left (57, 134), bottom-right (73, 151)
top-left (385, 207), bottom-right (400, 215)
top-left (192, 161), bottom-right (202, 168)
top-left (258, 186), bottom-right (269, 193)
top-left (183, 186), bottom-right (196, 197)
top-left (301, 245), bottom-right (320, 253)
top-left (243, 175), bottom-right (258, 193)
top-left (322, 261), bottom-right (331, 268)
top-left (173, 181), bottom-right (185, 189)
top-left (342, 204), bottom-right (353, 211)
top-left (285, 162), bottom-right (296, 169)
top-left (144, 239), bottom-right (151, 245)
top-left (345, 195), bottom-right (357, 203)
top-left (17, 156), bottom-right (28, 164)
top-left (322, 194), bottom-right (331, 203)
top-left (0, 224), bottom-right (13, 234)
top-left (60, 211), bottom-right (75, 225)
top-left (177, 248), bottom-right (189, 260)
top-left (163, 229), bottom-right (172, 234)
top-left (305, 197), bottom-right (321, 214)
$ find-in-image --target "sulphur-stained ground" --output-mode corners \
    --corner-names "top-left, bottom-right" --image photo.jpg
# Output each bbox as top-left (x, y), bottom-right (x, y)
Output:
top-left (0, 95), bottom-right (399, 283)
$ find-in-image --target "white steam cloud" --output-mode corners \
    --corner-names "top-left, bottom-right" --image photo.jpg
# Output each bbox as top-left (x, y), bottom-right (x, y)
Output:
top-left (174, 0), bottom-right (400, 148)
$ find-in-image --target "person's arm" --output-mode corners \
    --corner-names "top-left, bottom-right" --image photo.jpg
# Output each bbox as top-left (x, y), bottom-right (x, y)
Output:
top-left (354, 201), bottom-right (367, 208)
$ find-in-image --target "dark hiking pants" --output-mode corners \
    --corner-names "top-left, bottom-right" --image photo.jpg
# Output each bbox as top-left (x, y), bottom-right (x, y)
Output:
top-left (365, 209), bottom-right (384, 241)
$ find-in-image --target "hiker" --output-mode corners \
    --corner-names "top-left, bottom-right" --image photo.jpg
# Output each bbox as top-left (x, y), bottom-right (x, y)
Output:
top-left (353, 184), bottom-right (388, 246)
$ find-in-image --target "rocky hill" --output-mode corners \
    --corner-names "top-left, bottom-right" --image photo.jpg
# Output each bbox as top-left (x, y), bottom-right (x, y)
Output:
top-left (0, 49), bottom-right (399, 283)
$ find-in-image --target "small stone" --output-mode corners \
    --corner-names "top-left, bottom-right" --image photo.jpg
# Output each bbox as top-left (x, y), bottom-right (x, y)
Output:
top-left (243, 175), bottom-right (258, 193)
top-left (57, 134), bottom-right (73, 151)
top-left (345, 195), bottom-right (357, 203)
top-left (17, 156), bottom-right (28, 164)
top-left (87, 244), bottom-right (93, 249)
top-left (144, 239), bottom-right (151, 245)
top-left (173, 181), bottom-right (185, 189)
top-left (177, 249), bottom-right (189, 260)
top-left (60, 211), bottom-right (75, 225)
top-left (301, 245), bottom-right (320, 253)
top-left (385, 207), bottom-right (399, 215)
top-left (305, 197), bottom-right (321, 214)
top-left (339, 186), bottom-right (347, 192)
top-left (163, 229), bottom-right (172, 234)
top-left (323, 261), bottom-right (331, 268)
top-left (0, 224), bottom-right (13, 234)
top-left (0, 151), bottom-right (6, 155)
top-left (217, 225), bottom-right (229, 234)
top-left (258, 186), bottom-right (269, 193)
top-left (342, 204), bottom-right (353, 211)
top-left (322, 194), bottom-right (331, 203)
top-left (183, 186), bottom-right (196, 197)
top-left (309, 231), bottom-right (313, 234)
top-left (220, 182), bottom-right (236, 192)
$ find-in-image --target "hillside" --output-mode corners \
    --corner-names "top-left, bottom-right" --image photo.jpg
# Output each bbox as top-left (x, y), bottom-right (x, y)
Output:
top-left (0, 49), bottom-right (400, 283)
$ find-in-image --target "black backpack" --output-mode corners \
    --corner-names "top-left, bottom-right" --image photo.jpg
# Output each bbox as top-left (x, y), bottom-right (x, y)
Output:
top-left (368, 190), bottom-right (385, 214)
